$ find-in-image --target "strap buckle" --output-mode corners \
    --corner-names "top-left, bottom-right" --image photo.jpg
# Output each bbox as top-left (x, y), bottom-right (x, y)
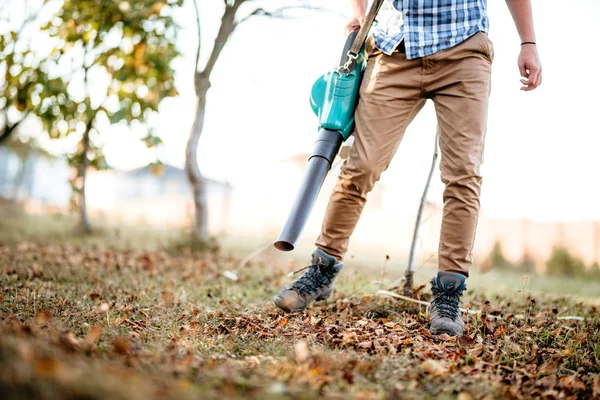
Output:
top-left (338, 51), bottom-right (358, 73)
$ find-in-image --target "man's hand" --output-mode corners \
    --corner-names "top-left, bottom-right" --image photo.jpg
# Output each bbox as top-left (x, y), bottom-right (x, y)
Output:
top-left (344, 14), bottom-right (365, 36)
top-left (505, 0), bottom-right (541, 91)
top-left (518, 44), bottom-right (542, 91)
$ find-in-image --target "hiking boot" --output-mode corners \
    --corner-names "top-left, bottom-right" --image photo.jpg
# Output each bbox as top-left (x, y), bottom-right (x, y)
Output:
top-left (429, 271), bottom-right (467, 336)
top-left (274, 249), bottom-right (343, 312)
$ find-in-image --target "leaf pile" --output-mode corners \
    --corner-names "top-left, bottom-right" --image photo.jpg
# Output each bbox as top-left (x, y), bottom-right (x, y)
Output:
top-left (0, 242), bottom-right (599, 399)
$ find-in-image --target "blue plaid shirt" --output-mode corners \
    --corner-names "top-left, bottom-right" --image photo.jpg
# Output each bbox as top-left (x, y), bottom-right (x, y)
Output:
top-left (372, 0), bottom-right (489, 60)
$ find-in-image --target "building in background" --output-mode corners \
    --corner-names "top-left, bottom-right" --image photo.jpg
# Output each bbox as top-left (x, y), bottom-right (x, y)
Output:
top-left (0, 146), bottom-right (70, 207)
top-left (86, 165), bottom-right (233, 232)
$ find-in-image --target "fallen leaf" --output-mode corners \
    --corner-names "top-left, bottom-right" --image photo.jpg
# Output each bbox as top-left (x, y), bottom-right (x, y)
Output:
top-left (97, 302), bottom-right (109, 314)
top-left (593, 374), bottom-right (600, 397)
top-left (84, 326), bottom-right (101, 344)
top-left (559, 375), bottom-right (585, 391)
top-left (35, 310), bottom-right (52, 325)
top-left (538, 362), bottom-right (556, 375)
top-left (161, 290), bottom-right (174, 307)
top-left (112, 337), bottom-right (131, 355)
top-left (34, 356), bottom-right (64, 378)
top-left (294, 340), bottom-right (310, 362)
top-left (457, 392), bottom-right (474, 400)
top-left (342, 331), bottom-right (357, 344)
top-left (59, 330), bottom-right (80, 352)
top-left (468, 345), bottom-right (484, 358)
top-left (494, 324), bottom-right (505, 338)
top-left (358, 341), bottom-right (372, 349)
top-left (420, 359), bottom-right (447, 377)
top-left (32, 263), bottom-right (42, 277)
top-left (88, 292), bottom-right (101, 300)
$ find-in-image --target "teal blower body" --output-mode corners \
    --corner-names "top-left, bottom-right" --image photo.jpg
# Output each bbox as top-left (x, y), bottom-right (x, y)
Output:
top-left (274, 30), bottom-right (367, 251)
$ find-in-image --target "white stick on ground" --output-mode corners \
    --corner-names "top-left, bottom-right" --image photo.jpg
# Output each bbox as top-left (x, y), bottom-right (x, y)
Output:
top-left (376, 290), bottom-right (590, 322)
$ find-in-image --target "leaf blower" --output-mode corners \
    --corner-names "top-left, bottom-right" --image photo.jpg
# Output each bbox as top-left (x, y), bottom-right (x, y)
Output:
top-left (274, 0), bottom-right (384, 252)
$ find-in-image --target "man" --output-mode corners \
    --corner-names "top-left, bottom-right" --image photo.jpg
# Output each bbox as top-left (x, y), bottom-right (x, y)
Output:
top-left (274, 0), bottom-right (542, 336)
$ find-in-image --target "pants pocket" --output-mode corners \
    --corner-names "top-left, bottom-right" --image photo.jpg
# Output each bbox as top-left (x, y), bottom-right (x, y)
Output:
top-left (479, 32), bottom-right (494, 63)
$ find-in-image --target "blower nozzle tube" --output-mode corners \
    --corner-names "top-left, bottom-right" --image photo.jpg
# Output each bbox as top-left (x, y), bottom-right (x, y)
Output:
top-left (274, 128), bottom-right (343, 251)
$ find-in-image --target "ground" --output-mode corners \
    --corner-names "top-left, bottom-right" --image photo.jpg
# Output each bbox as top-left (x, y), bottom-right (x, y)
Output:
top-left (0, 209), bottom-right (599, 399)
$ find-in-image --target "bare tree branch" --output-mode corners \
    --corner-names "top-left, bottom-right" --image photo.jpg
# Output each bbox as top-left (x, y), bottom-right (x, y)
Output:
top-left (192, 0), bottom-right (201, 73)
top-left (200, 1), bottom-right (243, 79)
top-left (237, 5), bottom-right (328, 25)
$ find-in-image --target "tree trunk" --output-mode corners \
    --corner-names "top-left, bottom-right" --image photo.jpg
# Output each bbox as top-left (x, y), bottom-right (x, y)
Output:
top-left (185, 75), bottom-right (210, 242)
top-left (78, 123), bottom-right (92, 233)
top-left (12, 154), bottom-right (29, 200)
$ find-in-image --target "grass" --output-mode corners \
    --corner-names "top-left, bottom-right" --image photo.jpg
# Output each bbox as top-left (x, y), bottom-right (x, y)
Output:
top-left (0, 206), bottom-right (599, 399)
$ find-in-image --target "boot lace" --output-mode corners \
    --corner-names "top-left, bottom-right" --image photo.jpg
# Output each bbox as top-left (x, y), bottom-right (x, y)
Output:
top-left (431, 285), bottom-right (463, 320)
top-left (289, 264), bottom-right (337, 296)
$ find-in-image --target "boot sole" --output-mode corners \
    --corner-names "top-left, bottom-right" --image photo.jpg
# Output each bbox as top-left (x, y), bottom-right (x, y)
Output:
top-left (273, 295), bottom-right (306, 313)
top-left (430, 328), bottom-right (463, 336)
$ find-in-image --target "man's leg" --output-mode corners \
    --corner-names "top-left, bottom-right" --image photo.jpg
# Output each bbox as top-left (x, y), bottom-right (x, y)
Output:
top-left (431, 32), bottom-right (493, 277)
top-left (275, 44), bottom-right (426, 312)
top-left (316, 49), bottom-right (426, 261)
top-left (426, 32), bottom-right (493, 334)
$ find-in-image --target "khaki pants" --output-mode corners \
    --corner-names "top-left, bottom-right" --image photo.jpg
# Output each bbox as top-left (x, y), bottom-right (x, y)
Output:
top-left (315, 32), bottom-right (494, 277)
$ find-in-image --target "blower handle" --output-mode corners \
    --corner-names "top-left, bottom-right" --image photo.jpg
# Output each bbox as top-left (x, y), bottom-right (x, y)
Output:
top-left (339, 29), bottom-right (359, 72)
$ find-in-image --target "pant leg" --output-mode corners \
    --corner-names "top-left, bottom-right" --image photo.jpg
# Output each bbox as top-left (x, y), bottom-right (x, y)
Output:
top-left (316, 46), bottom-right (426, 261)
top-left (427, 32), bottom-right (494, 276)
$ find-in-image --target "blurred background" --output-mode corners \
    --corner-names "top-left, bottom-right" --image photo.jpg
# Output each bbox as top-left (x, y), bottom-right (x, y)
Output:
top-left (1, 0), bottom-right (599, 296)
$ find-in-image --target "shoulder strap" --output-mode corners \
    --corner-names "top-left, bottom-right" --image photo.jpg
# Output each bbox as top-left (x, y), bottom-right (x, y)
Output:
top-left (349, 0), bottom-right (385, 56)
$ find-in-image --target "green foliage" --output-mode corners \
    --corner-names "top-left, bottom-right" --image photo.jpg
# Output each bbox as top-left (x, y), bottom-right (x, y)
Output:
top-left (545, 246), bottom-right (586, 277)
top-left (0, 3), bottom-right (53, 141)
top-left (487, 240), bottom-right (512, 270)
top-left (588, 262), bottom-right (600, 280)
top-left (516, 251), bottom-right (537, 274)
top-left (2, 0), bottom-right (182, 228)
top-left (38, 0), bottom-right (182, 139)
top-left (484, 241), bottom-right (537, 274)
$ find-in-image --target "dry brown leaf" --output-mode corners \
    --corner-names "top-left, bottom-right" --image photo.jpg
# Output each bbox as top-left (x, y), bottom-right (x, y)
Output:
top-left (593, 374), bottom-right (600, 398)
top-left (32, 263), bottom-right (42, 277)
top-left (494, 324), bottom-right (505, 338)
top-left (161, 290), bottom-right (174, 307)
top-left (468, 345), bottom-right (484, 358)
top-left (84, 326), bottom-right (101, 344)
top-left (457, 392), bottom-right (474, 400)
top-left (559, 375), bottom-right (585, 391)
top-left (358, 341), bottom-right (372, 349)
top-left (112, 337), bottom-right (131, 355)
top-left (97, 302), bottom-right (109, 314)
top-left (437, 333), bottom-right (451, 341)
top-left (35, 310), bottom-right (52, 325)
top-left (88, 292), bottom-right (101, 300)
top-left (176, 351), bottom-right (194, 371)
top-left (342, 331), bottom-right (357, 344)
top-left (420, 359), bottom-right (447, 377)
top-left (294, 340), bottom-right (310, 362)
top-left (34, 356), bottom-right (64, 378)
top-left (59, 330), bottom-right (80, 352)
top-left (538, 362), bottom-right (556, 375)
